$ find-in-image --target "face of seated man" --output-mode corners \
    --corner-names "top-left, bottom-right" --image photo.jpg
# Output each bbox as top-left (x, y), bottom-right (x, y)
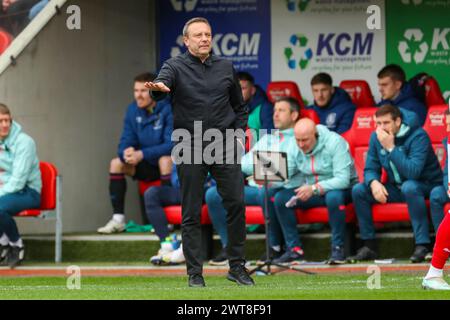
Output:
top-left (134, 81), bottom-right (155, 109)
top-left (239, 79), bottom-right (256, 104)
top-left (312, 83), bottom-right (334, 108)
top-left (273, 101), bottom-right (298, 131)
top-left (378, 76), bottom-right (402, 101)
top-left (0, 113), bottom-right (11, 140)
top-left (375, 113), bottom-right (402, 136)
top-left (294, 119), bottom-right (317, 154)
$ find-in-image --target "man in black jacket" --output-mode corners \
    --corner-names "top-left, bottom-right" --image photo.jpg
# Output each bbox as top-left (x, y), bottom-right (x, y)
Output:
top-left (145, 17), bottom-right (253, 287)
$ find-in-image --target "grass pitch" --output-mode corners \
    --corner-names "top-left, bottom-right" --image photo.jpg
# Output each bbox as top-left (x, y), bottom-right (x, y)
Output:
top-left (0, 273), bottom-right (449, 300)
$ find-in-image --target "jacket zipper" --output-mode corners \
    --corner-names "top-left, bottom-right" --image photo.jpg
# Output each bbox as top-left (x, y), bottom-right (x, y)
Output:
top-left (311, 155), bottom-right (319, 184)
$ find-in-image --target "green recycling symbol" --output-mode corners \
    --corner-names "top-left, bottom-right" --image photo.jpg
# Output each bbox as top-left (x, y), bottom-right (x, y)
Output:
top-left (398, 29), bottom-right (429, 64)
top-left (284, 34), bottom-right (313, 70)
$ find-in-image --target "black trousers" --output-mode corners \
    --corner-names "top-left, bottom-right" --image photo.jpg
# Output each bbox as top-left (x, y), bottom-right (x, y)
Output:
top-left (177, 162), bottom-right (246, 275)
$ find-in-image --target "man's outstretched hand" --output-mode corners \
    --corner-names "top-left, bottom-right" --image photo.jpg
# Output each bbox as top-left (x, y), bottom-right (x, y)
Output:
top-left (144, 82), bottom-right (170, 93)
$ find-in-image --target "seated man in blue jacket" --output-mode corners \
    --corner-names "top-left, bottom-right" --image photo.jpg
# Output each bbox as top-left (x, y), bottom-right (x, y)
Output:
top-left (377, 64), bottom-right (427, 125)
top-left (98, 73), bottom-right (174, 234)
top-left (349, 105), bottom-right (442, 263)
top-left (0, 103), bottom-right (41, 269)
top-left (306, 72), bottom-right (356, 134)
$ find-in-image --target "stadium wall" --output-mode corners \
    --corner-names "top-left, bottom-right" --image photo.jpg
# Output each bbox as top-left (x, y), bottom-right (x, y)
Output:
top-left (0, 0), bottom-right (157, 234)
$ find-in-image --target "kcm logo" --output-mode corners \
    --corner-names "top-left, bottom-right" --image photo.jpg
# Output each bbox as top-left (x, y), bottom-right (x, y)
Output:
top-left (170, 0), bottom-right (198, 12)
top-left (284, 34), bottom-right (313, 70)
top-left (170, 33), bottom-right (261, 58)
top-left (286, 0), bottom-right (311, 12)
top-left (398, 29), bottom-right (429, 64)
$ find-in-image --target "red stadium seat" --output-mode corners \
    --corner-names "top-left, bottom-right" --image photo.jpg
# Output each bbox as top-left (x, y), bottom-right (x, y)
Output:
top-left (266, 81), bottom-right (305, 108)
top-left (16, 162), bottom-right (62, 262)
top-left (300, 109), bottom-right (320, 124)
top-left (340, 80), bottom-right (376, 109)
top-left (425, 77), bottom-right (445, 108)
top-left (244, 204), bottom-right (355, 225)
top-left (164, 205), bottom-right (211, 225)
top-left (138, 180), bottom-right (162, 195)
top-left (423, 104), bottom-right (448, 168)
top-left (342, 107), bottom-right (377, 156)
top-left (0, 29), bottom-right (13, 55)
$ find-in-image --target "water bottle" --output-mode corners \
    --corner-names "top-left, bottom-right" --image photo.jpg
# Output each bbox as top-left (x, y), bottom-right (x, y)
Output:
top-left (285, 196), bottom-right (298, 208)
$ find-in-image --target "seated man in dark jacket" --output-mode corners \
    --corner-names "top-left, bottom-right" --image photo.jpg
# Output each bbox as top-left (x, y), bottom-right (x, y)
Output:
top-left (97, 73), bottom-right (173, 234)
top-left (350, 105), bottom-right (442, 263)
top-left (377, 64), bottom-right (427, 125)
top-left (237, 71), bottom-right (274, 141)
top-left (306, 73), bottom-right (356, 135)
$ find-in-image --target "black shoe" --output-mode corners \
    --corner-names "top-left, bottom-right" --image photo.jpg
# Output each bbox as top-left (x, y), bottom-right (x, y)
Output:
top-left (272, 247), bottom-right (305, 265)
top-left (346, 246), bottom-right (377, 263)
top-left (0, 245), bottom-right (9, 266)
top-left (7, 246), bottom-right (24, 269)
top-left (256, 248), bottom-right (284, 266)
top-left (208, 248), bottom-right (228, 266)
top-left (188, 274), bottom-right (206, 287)
top-left (328, 246), bottom-right (346, 265)
top-left (227, 265), bottom-right (255, 286)
top-left (410, 245), bottom-right (430, 263)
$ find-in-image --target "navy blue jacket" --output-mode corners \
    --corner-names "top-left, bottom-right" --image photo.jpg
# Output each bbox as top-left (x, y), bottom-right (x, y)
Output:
top-left (378, 83), bottom-right (427, 126)
top-left (364, 108), bottom-right (442, 188)
top-left (118, 99), bottom-right (173, 166)
top-left (307, 87), bottom-right (356, 134)
top-left (247, 85), bottom-right (274, 130)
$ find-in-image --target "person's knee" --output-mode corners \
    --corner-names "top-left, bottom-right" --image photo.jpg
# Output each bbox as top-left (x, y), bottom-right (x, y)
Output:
top-left (144, 187), bottom-right (161, 206)
top-left (158, 156), bottom-right (173, 175)
top-left (325, 191), bottom-right (345, 210)
top-left (401, 180), bottom-right (421, 196)
top-left (110, 158), bottom-right (125, 174)
top-left (274, 190), bottom-right (292, 209)
top-left (352, 183), bottom-right (369, 199)
top-left (430, 187), bottom-right (447, 206)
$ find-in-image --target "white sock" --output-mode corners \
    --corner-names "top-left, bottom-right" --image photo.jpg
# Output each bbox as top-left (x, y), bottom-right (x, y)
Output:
top-left (113, 214), bottom-right (125, 224)
top-left (10, 238), bottom-right (23, 248)
top-left (0, 233), bottom-right (9, 246)
top-left (425, 265), bottom-right (444, 279)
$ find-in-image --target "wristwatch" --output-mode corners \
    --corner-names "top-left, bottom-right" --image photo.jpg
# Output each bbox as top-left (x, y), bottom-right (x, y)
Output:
top-left (311, 184), bottom-right (320, 196)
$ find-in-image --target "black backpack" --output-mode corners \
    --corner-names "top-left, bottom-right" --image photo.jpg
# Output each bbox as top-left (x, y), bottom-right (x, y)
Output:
top-left (408, 72), bottom-right (429, 104)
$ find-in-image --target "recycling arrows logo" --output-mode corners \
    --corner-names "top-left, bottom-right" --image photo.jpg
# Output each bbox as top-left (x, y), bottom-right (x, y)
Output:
top-left (398, 29), bottom-right (429, 64)
top-left (286, 0), bottom-right (311, 12)
top-left (284, 34), bottom-right (313, 70)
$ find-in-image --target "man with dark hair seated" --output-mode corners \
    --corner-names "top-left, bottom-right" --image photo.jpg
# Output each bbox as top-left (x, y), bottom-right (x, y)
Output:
top-left (306, 72), bottom-right (356, 134)
top-left (97, 73), bottom-right (173, 234)
top-left (377, 64), bottom-right (427, 125)
top-left (237, 71), bottom-right (274, 141)
top-left (349, 105), bottom-right (442, 263)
